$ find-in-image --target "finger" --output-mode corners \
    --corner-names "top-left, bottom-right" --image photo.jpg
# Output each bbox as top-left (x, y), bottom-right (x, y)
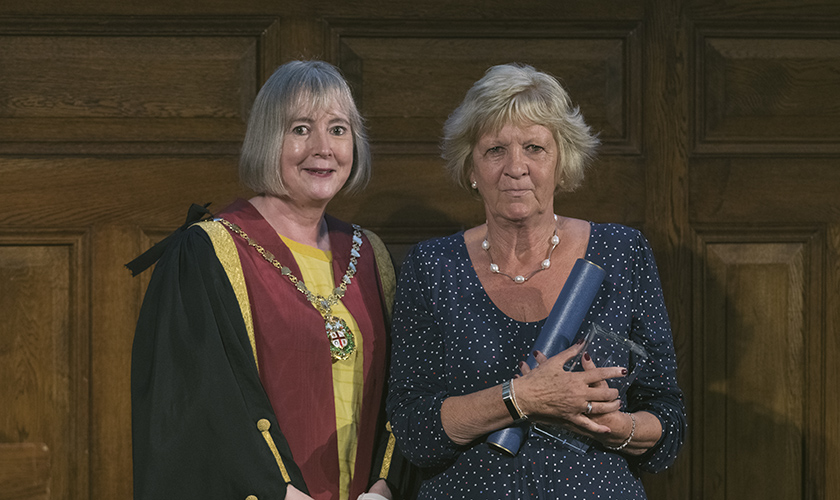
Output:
top-left (568, 414), bottom-right (611, 436)
top-left (580, 351), bottom-right (597, 371)
top-left (518, 361), bottom-right (530, 375)
top-left (579, 352), bottom-right (611, 388)
top-left (581, 366), bottom-right (627, 386)
top-left (588, 398), bottom-right (622, 415)
top-left (533, 350), bottom-right (550, 365)
top-left (587, 386), bottom-right (620, 403)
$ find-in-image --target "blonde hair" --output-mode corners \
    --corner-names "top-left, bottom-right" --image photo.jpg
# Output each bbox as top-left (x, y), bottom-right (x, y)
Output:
top-left (442, 63), bottom-right (599, 193)
top-left (239, 60), bottom-right (370, 196)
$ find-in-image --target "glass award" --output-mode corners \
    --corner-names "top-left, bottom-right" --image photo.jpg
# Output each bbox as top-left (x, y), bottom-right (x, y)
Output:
top-left (531, 322), bottom-right (649, 454)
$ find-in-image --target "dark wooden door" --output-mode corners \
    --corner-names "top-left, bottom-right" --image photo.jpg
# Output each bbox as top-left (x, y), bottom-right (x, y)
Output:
top-left (1, 1), bottom-right (838, 499)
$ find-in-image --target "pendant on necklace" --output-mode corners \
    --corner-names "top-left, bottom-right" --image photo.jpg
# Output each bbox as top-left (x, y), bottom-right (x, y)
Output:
top-left (326, 315), bottom-right (356, 361)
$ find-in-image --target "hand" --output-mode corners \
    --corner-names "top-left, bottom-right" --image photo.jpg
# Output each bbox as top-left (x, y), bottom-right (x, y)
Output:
top-left (361, 479), bottom-right (392, 499)
top-left (557, 349), bottom-right (626, 440)
top-left (515, 343), bottom-right (625, 435)
top-left (285, 484), bottom-right (315, 500)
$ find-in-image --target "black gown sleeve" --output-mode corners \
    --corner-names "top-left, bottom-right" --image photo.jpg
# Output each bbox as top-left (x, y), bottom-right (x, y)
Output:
top-left (131, 227), bottom-right (308, 499)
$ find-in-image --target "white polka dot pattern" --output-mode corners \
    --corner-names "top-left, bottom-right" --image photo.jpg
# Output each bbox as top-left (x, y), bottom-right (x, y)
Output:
top-left (386, 223), bottom-right (686, 499)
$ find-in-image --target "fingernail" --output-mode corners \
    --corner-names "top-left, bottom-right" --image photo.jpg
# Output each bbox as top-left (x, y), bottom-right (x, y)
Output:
top-left (532, 350), bottom-right (539, 358)
top-left (575, 338), bottom-right (584, 345)
top-left (584, 353), bottom-right (591, 362)
top-left (621, 368), bottom-right (628, 375)
top-left (519, 361), bottom-right (526, 371)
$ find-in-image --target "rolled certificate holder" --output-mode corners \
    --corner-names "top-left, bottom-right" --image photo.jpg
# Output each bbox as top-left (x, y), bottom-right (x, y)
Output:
top-left (487, 258), bottom-right (606, 456)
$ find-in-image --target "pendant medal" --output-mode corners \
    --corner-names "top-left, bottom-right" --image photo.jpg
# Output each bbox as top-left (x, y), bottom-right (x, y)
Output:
top-left (326, 315), bottom-right (355, 361)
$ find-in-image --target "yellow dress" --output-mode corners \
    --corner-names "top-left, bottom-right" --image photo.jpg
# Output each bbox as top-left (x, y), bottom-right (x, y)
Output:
top-left (280, 235), bottom-right (364, 500)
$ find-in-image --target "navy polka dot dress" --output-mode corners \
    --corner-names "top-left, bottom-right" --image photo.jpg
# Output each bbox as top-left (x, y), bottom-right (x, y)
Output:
top-left (386, 223), bottom-right (686, 499)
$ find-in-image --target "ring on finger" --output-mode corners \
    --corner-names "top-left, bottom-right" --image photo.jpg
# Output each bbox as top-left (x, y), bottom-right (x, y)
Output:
top-left (585, 401), bottom-right (593, 415)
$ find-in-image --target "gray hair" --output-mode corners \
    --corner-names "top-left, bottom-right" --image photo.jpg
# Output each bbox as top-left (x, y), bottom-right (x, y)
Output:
top-left (442, 63), bottom-right (599, 193)
top-left (239, 60), bottom-right (370, 196)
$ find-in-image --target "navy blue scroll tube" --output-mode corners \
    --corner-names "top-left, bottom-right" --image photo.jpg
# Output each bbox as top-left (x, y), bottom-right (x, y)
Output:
top-left (487, 258), bottom-right (606, 456)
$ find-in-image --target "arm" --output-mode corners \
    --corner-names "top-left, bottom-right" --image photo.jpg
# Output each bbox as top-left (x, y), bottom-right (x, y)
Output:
top-left (442, 346), bottom-right (625, 445)
top-left (624, 233), bottom-right (686, 471)
top-left (385, 247), bottom-right (463, 468)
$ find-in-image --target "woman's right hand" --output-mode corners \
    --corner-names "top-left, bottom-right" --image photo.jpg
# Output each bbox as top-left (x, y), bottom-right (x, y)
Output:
top-left (285, 484), bottom-right (315, 500)
top-left (515, 344), bottom-right (625, 435)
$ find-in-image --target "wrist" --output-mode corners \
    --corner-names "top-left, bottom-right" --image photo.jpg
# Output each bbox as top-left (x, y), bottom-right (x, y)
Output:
top-left (605, 412), bottom-right (636, 451)
top-left (501, 379), bottom-right (528, 423)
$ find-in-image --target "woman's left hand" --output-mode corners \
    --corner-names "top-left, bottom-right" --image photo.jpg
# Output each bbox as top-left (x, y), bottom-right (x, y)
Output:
top-left (556, 351), bottom-right (662, 455)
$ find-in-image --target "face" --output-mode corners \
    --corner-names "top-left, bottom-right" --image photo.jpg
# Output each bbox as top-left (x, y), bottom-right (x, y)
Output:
top-left (279, 100), bottom-right (354, 208)
top-left (470, 122), bottom-right (558, 223)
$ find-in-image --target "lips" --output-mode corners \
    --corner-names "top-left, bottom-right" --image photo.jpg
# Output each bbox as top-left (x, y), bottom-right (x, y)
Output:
top-left (303, 167), bottom-right (336, 175)
top-left (502, 188), bottom-right (532, 196)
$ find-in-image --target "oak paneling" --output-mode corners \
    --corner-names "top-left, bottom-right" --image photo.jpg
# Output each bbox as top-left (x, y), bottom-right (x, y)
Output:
top-left (0, 232), bottom-right (89, 500)
top-left (0, 443), bottom-right (50, 500)
top-left (0, 17), bottom-right (281, 155)
top-left (331, 21), bottom-right (642, 155)
top-left (694, 24), bottom-right (840, 155)
top-left (689, 158), bottom-right (840, 223)
top-left (693, 228), bottom-right (824, 499)
top-left (0, 3), bottom-right (838, 500)
top-left (0, 157), bottom-right (248, 227)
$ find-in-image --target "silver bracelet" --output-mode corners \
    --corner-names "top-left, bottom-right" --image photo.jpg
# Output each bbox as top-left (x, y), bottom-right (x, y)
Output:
top-left (606, 413), bottom-right (636, 451)
top-left (501, 379), bottom-right (528, 423)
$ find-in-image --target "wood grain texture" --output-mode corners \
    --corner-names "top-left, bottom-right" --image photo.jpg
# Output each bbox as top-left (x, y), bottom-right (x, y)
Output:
top-left (695, 24), bottom-right (840, 154)
top-left (331, 20), bottom-right (641, 155)
top-left (693, 228), bottom-right (824, 499)
top-left (0, 232), bottom-right (89, 500)
top-left (0, 17), bottom-right (281, 155)
top-left (0, 2), bottom-right (838, 499)
top-left (0, 443), bottom-right (51, 500)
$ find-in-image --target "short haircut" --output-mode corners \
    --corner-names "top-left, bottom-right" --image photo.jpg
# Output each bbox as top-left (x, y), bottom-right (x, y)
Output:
top-left (239, 60), bottom-right (371, 196)
top-left (442, 63), bottom-right (599, 193)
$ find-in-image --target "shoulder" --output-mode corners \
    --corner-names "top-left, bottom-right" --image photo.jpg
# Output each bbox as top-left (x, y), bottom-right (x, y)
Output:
top-left (406, 232), bottom-right (466, 264)
top-left (589, 222), bottom-right (649, 250)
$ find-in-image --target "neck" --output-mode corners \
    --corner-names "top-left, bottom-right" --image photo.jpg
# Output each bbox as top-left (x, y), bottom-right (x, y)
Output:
top-left (485, 213), bottom-right (559, 261)
top-left (248, 195), bottom-right (329, 249)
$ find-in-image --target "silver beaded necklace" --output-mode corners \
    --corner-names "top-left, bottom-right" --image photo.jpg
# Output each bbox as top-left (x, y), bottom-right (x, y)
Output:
top-left (482, 215), bottom-right (560, 284)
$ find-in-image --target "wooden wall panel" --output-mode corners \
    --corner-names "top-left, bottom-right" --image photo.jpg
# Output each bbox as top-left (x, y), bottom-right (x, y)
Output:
top-left (0, 443), bottom-right (51, 500)
top-left (0, 157), bottom-right (248, 228)
top-left (0, 2), bottom-right (838, 500)
top-left (693, 228), bottom-right (824, 499)
top-left (0, 17), bottom-right (281, 155)
top-left (694, 24), bottom-right (840, 154)
top-left (0, 232), bottom-right (89, 500)
top-left (689, 158), bottom-right (840, 223)
top-left (331, 21), bottom-right (642, 155)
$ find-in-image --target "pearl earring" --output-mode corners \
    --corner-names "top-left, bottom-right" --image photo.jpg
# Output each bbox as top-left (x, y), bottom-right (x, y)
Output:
top-left (471, 180), bottom-right (478, 189)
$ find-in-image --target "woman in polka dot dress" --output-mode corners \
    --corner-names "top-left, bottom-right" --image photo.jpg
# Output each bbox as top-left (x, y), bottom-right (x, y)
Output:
top-left (386, 63), bottom-right (686, 499)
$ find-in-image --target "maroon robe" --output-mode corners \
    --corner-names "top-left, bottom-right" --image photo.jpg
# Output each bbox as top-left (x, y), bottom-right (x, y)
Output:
top-left (217, 199), bottom-right (389, 500)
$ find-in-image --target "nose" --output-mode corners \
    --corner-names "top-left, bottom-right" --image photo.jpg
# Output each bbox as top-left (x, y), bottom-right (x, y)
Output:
top-left (312, 129), bottom-right (333, 157)
top-left (504, 147), bottom-right (528, 178)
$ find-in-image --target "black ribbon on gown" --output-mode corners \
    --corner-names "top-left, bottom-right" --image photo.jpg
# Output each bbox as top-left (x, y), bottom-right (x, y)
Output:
top-left (124, 202), bottom-right (213, 277)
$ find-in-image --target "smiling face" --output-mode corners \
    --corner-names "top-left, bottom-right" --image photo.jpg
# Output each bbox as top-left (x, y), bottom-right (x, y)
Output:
top-left (278, 100), bottom-right (355, 209)
top-left (470, 122), bottom-right (559, 223)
